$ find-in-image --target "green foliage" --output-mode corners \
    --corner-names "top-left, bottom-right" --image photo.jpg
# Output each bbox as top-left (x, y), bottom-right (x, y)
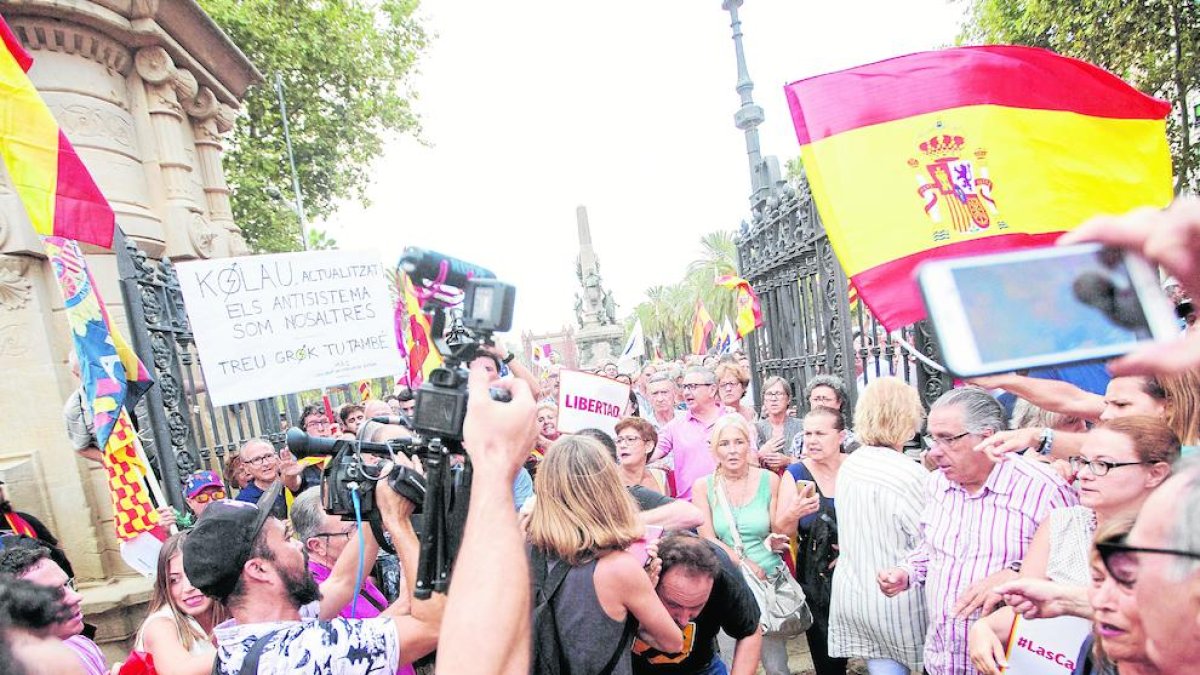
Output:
top-left (199, 0), bottom-right (429, 252)
top-left (960, 0), bottom-right (1199, 194)
top-left (306, 227), bottom-right (339, 251)
top-left (630, 231), bottom-right (739, 359)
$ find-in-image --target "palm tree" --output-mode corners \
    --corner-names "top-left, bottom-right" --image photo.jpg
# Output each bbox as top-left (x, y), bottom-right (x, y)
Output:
top-left (686, 230), bottom-right (739, 332)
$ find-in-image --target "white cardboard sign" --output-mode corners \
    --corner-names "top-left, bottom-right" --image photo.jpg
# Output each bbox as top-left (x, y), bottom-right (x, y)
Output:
top-left (1003, 615), bottom-right (1092, 674)
top-left (556, 369), bottom-right (632, 437)
top-left (176, 250), bottom-right (402, 406)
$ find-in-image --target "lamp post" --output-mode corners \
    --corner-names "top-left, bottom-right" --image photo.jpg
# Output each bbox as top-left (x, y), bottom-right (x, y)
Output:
top-left (274, 72), bottom-right (310, 250)
top-left (722, 0), bottom-right (781, 208)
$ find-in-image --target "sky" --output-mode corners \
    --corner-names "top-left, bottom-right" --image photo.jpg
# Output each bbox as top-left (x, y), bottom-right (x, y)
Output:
top-left (325, 0), bottom-right (965, 340)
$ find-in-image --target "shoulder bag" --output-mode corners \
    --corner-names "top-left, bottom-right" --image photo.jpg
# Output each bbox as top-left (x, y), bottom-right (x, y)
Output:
top-left (714, 474), bottom-right (813, 638)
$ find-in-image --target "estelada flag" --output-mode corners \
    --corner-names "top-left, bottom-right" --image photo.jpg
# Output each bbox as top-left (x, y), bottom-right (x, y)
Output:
top-left (44, 237), bottom-right (159, 541)
top-left (716, 275), bottom-right (763, 338)
top-left (785, 45), bottom-right (1173, 331)
top-left (691, 300), bottom-right (715, 355)
top-left (0, 18), bottom-right (115, 248)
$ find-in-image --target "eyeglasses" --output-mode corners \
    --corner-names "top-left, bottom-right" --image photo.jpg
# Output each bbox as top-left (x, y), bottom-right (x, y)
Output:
top-left (1096, 539), bottom-right (1200, 588)
top-left (718, 382), bottom-right (743, 391)
top-left (615, 435), bottom-right (645, 445)
top-left (681, 383), bottom-right (715, 392)
top-left (810, 395), bottom-right (838, 404)
top-left (922, 431), bottom-right (972, 449)
top-left (243, 454), bottom-right (276, 467)
top-left (314, 530), bottom-right (355, 543)
top-left (764, 391), bottom-right (788, 399)
top-left (190, 489), bottom-right (226, 503)
top-left (1068, 457), bottom-right (1149, 477)
top-left (64, 577), bottom-right (77, 592)
top-left (305, 420), bottom-right (330, 429)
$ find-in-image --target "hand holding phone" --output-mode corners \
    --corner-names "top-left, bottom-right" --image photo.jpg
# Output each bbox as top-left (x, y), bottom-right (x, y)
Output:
top-left (918, 243), bottom-right (1178, 376)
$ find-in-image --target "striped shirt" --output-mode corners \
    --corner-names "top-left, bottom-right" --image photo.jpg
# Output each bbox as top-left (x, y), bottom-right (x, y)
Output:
top-left (904, 455), bottom-right (1078, 675)
top-left (65, 635), bottom-right (108, 675)
top-left (828, 445), bottom-right (930, 671)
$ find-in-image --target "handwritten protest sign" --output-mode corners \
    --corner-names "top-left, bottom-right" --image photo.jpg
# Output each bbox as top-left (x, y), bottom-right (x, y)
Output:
top-left (1003, 615), bottom-right (1091, 674)
top-left (176, 251), bottom-right (402, 406)
top-left (556, 370), bottom-right (631, 437)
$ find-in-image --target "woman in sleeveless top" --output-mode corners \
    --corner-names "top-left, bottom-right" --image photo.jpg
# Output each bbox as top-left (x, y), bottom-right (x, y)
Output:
top-left (782, 406), bottom-right (848, 675)
top-left (694, 414), bottom-right (812, 675)
top-left (969, 416), bottom-right (1180, 673)
top-left (134, 533), bottom-right (225, 675)
top-left (528, 435), bottom-right (683, 675)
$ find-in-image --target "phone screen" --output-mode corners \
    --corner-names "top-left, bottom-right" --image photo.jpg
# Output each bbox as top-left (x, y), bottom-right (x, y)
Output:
top-left (949, 247), bottom-right (1152, 365)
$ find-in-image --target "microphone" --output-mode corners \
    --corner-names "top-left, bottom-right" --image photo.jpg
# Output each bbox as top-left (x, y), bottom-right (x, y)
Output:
top-left (285, 427), bottom-right (394, 458)
top-left (399, 247), bottom-right (496, 289)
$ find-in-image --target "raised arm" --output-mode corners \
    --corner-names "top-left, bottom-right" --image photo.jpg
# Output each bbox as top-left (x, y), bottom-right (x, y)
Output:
top-left (967, 373), bottom-right (1104, 421)
top-left (436, 366), bottom-right (538, 675)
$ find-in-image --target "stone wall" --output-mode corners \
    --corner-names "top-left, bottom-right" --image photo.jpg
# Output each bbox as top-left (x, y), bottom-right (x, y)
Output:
top-left (0, 0), bottom-right (260, 662)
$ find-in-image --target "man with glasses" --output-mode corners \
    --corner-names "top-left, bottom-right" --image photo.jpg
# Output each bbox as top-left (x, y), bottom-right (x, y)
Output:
top-left (1098, 457), bottom-right (1200, 674)
top-left (234, 439), bottom-right (289, 518)
top-left (878, 387), bottom-right (1076, 675)
top-left (652, 367), bottom-right (727, 500)
top-left (290, 488), bottom-right (390, 620)
top-left (0, 544), bottom-right (106, 675)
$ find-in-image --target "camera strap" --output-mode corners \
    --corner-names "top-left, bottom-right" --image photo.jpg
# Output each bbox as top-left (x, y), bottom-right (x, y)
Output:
top-left (208, 627), bottom-right (285, 675)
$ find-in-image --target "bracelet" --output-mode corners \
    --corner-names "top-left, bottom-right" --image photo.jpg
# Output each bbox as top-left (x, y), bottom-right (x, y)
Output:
top-left (502, 352), bottom-right (515, 365)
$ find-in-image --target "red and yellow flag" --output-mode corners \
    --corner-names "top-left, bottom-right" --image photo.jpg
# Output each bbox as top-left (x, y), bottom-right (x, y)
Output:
top-left (785, 45), bottom-right (1172, 331)
top-left (691, 300), bottom-right (715, 355)
top-left (717, 275), bottom-right (763, 338)
top-left (0, 17), bottom-right (114, 248)
top-left (394, 270), bottom-right (443, 387)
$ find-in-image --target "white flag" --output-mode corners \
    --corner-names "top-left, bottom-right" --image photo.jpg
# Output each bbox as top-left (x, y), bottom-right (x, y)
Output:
top-left (718, 317), bottom-right (737, 354)
top-left (622, 319), bottom-right (646, 361)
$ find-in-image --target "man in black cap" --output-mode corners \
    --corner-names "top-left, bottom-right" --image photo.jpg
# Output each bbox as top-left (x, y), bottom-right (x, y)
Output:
top-left (184, 470), bottom-right (441, 674)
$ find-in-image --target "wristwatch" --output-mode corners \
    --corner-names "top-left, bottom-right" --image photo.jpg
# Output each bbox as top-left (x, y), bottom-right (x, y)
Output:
top-left (1036, 427), bottom-right (1054, 456)
top-left (1008, 559), bottom-right (1023, 573)
top-left (502, 352), bottom-right (516, 365)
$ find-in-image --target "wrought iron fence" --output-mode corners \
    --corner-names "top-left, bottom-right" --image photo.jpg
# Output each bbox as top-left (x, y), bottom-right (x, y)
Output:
top-left (115, 234), bottom-right (391, 510)
top-left (735, 179), bottom-right (951, 421)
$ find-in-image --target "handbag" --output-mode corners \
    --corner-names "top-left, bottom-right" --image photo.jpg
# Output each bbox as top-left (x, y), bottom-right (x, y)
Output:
top-left (714, 474), bottom-right (813, 638)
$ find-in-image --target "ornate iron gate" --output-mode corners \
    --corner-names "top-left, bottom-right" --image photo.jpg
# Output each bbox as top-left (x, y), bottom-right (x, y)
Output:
top-left (735, 178), bottom-right (951, 420)
top-left (114, 234), bottom-right (390, 509)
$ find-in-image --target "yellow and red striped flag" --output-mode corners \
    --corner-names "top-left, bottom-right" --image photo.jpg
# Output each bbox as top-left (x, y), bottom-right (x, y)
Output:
top-left (785, 45), bottom-right (1172, 331)
top-left (0, 18), bottom-right (115, 248)
top-left (44, 237), bottom-right (159, 542)
top-left (716, 275), bottom-right (763, 338)
top-left (394, 270), bottom-right (443, 387)
top-left (691, 300), bottom-right (715, 355)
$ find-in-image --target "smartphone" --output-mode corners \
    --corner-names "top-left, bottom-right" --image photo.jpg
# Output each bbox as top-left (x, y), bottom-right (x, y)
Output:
top-left (918, 243), bottom-right (1178, 377)
top-left (795, 480), bottom-right (816, 498)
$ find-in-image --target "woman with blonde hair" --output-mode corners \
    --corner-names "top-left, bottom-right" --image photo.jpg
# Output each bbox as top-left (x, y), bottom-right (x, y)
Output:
top-left (133, 533), bottom-right (225, 674)
top-left (528, 435), bottom-right (682, 674)
top-left (827, 377), bottom-right (930, 675)
top-left (693, 413), bottom-right (813, 675)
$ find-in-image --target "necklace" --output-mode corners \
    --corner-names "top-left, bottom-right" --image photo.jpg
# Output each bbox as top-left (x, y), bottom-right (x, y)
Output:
top-left (722, 471), bottom-right (754, 506)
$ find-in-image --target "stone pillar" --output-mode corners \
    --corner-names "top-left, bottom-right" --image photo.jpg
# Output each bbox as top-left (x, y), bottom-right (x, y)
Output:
top-left (0, 0), bottom-right (261, 662)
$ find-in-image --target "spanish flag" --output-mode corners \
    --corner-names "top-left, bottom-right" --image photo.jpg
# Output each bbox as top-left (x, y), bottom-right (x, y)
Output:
top-left (717, 275), bottom-right (763, 338)
top-left (0, 17), bottom-right (114, 248)
top-left (785, 46), bottom-right (1173, 331)
top-left (691, 300), bottom-right (715, 355)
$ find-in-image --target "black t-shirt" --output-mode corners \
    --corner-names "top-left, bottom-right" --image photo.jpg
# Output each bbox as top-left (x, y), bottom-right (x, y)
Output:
top-left (632, 543), bottom-right (760, 674)
top-left (627, 485), bottom-right (673, 512)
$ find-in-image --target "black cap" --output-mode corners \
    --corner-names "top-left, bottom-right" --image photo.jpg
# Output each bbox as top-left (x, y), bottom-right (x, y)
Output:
top-left (182, 483), bottom-right (281, 601)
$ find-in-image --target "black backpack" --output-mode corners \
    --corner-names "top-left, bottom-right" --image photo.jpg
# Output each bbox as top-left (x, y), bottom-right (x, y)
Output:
top-left (530, 549), bottom-right (635, 675)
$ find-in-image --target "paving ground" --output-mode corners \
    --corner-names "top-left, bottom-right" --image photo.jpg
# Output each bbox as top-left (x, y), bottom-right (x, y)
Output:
top-left (754, 635), bottom-right (868, 675)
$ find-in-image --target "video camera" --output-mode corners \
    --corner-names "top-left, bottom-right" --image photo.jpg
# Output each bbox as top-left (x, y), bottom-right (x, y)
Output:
top-left (289, 247), bottom-right (517, 599)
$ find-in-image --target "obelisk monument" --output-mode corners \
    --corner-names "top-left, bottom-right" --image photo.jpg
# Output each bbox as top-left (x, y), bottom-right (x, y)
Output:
top-left (572, 206), bottom-right (623, 368)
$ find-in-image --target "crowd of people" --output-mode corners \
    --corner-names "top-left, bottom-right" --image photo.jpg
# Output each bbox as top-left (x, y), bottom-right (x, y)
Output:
top-left (2, 202), bottom-right (1200, 675)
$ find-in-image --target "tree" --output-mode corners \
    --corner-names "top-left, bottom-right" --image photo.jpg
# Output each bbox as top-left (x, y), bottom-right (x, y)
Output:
top-left (960, 0), bottom-right (1199, 194)
top-left (199, 0), bottom-right (429, 252)
top-left (685, 230), bottom-right (738, 329)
